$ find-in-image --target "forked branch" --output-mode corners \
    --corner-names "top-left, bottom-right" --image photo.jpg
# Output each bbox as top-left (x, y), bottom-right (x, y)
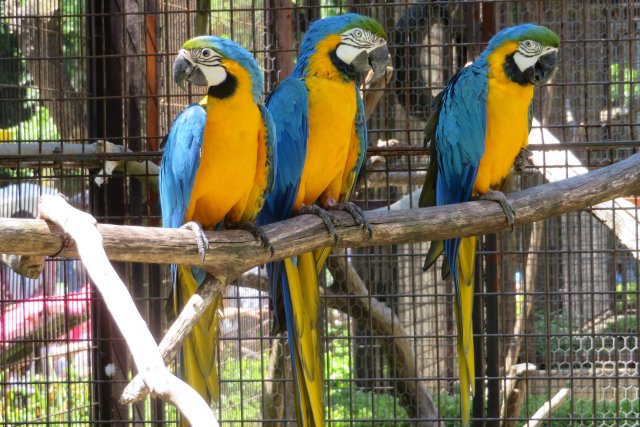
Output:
top-left (38, 195), bottom-right (219, 427)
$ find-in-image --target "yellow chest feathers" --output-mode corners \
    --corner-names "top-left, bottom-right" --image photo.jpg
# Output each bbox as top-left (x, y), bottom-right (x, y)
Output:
top-left (187, 92), bottom-right (262, 227)
top-left (298, 76), bottom-right (357, 206)
top-left (474, 44), bottom-right (534, 194)
top-left (294, 35), bottom-right (360, 206)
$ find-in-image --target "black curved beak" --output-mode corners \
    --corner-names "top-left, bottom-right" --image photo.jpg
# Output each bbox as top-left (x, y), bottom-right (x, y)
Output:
top-left (350, 43), bottom-right (390, 81)
top-left (368, 43), bottom-right (390, 82)
top-left (173, 49), bottom-right (207, 90)
top-left (531, 50), bottom-right (558, 85)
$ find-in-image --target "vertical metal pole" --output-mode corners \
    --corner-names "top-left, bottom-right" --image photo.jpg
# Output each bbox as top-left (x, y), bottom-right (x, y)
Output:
top-left (86, 0), bottom-right (131, 422)
top-left (144, 2), bottom-right (164, 423)
top-left (480, 4), bottom-right (501, 426)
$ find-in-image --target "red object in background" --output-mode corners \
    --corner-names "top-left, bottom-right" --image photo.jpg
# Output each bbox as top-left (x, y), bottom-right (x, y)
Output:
top-left (1, 284), bottom-right (92, 344)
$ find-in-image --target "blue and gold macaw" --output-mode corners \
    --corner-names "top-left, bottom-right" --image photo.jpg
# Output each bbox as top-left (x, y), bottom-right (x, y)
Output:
top-left (419, 24), bottom-right (559, 424)
top-left (258, 13), bottom-right (388, 427)
top-left (159, 36), bottom-right (275, 406)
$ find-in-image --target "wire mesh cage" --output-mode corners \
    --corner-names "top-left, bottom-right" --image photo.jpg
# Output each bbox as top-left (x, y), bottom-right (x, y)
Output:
top-left (0, 0), bottom-right (638, 425)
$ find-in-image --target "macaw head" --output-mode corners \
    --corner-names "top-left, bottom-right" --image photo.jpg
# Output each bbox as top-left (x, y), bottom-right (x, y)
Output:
top-left (173, 36), bottom-right (263, 102)
top-left (296, 13), bottom-right (389, 81)
top-left (485, 24), bottom-right (560, 86)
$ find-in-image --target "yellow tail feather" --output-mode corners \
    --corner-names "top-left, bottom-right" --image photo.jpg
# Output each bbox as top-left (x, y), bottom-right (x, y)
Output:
top-left (455, 236), bottom-right (477, 425)
top-left (284, 254), bottom-right (324, 427)
top-left (176, 266), bottom-right (222, 404)
top-left (313, 247), bottom-right (332, 273)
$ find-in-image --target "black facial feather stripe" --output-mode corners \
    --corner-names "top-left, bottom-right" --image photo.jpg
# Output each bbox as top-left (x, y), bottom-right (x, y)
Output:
top-left (518, 40), bottom-right (542, 57)
top-left (342, 29), bottom-right (378, 48)
top-left (191, 49), bottom-right (222, 65)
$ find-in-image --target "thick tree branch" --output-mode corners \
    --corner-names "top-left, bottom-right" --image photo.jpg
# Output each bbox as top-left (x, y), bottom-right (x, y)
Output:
top-left (524, 388), bottom-right (571, 427)
top-left (38, 195), bottom-right (218, 427)
top-left (0, 253), bottom-right (44, 279)
top-left (120, 274), bottom-right (227, 404)
top-left (4, 153), bottom-right (634, 422)
top-left (1, 152), bottom-right (638, 274)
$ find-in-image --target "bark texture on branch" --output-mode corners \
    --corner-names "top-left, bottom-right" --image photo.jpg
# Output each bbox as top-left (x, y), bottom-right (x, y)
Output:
top-left (38, 195), bottom-right (218, 427)
top-left (0, 253), bottom-right (44, 279)
top-left (120, 274), bottom-right (227, 404)
top-left (1, 152), bottom-right (634, 423)
top-left (500, 363), bottom-right (537, 427)
top-left (2, 152), bottom-right (639, 274)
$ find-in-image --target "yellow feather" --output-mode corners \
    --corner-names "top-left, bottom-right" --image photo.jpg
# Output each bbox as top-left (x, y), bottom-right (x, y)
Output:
top-left (294, 75), bottom-right (357, 209)
top-left (455, 236), bottom-right (477, 425)
top-left (284, 255), bottom-right (324, 427)
top-left (186, 63), bottom-right (264, 227)
top-left (176, 266), bottom-right (222, 404)
top-left (313, 247), bottom-right (332, 272)
top-left (475, 43), bottom-right (534, 195)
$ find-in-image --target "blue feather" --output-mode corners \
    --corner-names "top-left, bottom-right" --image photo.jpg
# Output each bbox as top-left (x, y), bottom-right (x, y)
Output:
top-left (258, 78), bottom-right (309, 225)
top-left (434, 60), bottom-right (488, 283)
top-left (159, 104), bottom-right (207, 230)
top-left (257, 77), bottom-right (309, 332)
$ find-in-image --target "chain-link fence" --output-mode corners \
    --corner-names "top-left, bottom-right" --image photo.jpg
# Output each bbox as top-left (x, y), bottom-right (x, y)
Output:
top-left (0, 0), bottom-right (638, 425)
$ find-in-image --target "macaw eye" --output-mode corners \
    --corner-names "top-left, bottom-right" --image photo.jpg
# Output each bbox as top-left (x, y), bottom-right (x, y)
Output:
top-left (201, 48), bottom-right (213, 58)
top-left (524, 40), bottom-right (532, 48)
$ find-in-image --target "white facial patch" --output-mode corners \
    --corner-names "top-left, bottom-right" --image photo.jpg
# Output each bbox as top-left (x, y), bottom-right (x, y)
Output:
top-left (200, 64), bottom-right (227, 87)
top-left (336, 44), bottom-right (362, 64)
top-left (513, 40), bottom-right (557, 73)
top-left (189, 47), bottom-right (227, 87)
top-left (336, 28), bottom-right (386, 65)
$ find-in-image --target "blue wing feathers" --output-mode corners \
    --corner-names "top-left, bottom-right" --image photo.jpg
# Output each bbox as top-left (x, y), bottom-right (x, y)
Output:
top-left (159, 104), bottom-right (207, 229)
top-left (258, 77), bottom-right (309, 225)
top-left (259, 77), bottom-right (310, 334)
top-left (435, 61), bottom-right (488, 279)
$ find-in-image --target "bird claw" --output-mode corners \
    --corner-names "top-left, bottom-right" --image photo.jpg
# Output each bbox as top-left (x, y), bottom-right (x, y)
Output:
top-left (477, 190), bottom-right (516, 231)
top-left (180, 221), bottom-right (208, 263)
top-left (296, 205), bottom-right (338, 245)
top-left (233, 222), bottom-right (274, 256)
top-left (328, 202), bottom-right (373, 239)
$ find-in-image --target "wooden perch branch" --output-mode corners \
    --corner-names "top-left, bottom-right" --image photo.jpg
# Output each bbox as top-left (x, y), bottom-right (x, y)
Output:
top-left (0, 253), bottom-right (44, 279)
top-left (0, 141), bottom-right (159, 188)
top-left (120, 274), bottom-right (227, 404)
top-left (37, 195), bottom-right (218, 427)
top-left (2, 151), bottom-right (639, 273)
top-left (501, 363), bottom-right (537, 427)
top-left (0, 150), bottom-right (633, 423)
top-left (523, 388), bottom-right (571, 427)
